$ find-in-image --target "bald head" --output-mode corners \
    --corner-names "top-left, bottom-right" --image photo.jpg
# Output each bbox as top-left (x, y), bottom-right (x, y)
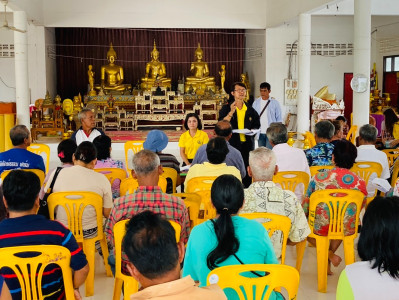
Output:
top-left (248, 147), bottom-right (277, 181)
top-left (214, 120), bottom-right (232, 140)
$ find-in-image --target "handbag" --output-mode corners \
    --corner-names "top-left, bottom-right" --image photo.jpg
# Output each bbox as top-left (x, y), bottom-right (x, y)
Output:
top-left (38, 167), bottom-right (62, 219)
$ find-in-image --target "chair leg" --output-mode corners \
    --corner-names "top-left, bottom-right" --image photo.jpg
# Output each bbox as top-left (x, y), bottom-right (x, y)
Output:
top-left (100, 236), bottom-right (113, 277)
top-left (124, 278), bottom-right (139, 300)
top-left (315, 237), bottom-right (329, 293)
top-left (112, 277), bottom-right (123, 300)
top-left (295, 240), bottom-right (306, 272)
top-left (83, 240), bottom-right (95, 297)
top-left (343, 238), bottom-right (355, 265)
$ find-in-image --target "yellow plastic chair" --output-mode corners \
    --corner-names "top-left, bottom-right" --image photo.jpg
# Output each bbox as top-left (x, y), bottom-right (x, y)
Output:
top-left (304, 131), bottom-right (316, 148)
top-left (119, 175), bottom-right (167, 196)
top-left (186, 176), bottom-right (218, 220)
top-left (162, 167), bottom-right (178, 193)
top-left (346, 125), bottom-right (358, 145)
top-left (308, 189), bottom-right (364, 292)
top-left (0, 245), bottom-right (74, 300)
top-left (124, 140), bottom-right (144, 174)
top-left (240, 213), bottom-right (291, 265)
top-left (1, 168), bottom-right (45, 186)
top-left (351, 161), bottom-right (382, 206)
top-left (173, 192), bottom-right (202, 229)
top-left (382, 149), bottom-right (399, 168)
top-left (94, 167), bottom-right (127, 197)
top-left (391, 159), bottom-right (399, 189)
top-left (112, 219), bottom-right (181, 300)
top-left (28, 143), bottom-right (50, 174)
top-left (47, 191), bottom-right (112, 297)
top-left (273, 171), bottom-right (310, 196)
top-left (309, 165), bottom-right (334, 177)
top-left (207, 264), bottom-right (300, 300)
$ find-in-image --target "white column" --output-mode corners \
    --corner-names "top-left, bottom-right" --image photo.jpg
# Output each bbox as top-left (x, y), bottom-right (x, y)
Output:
top-left (13, 11), bottom-right (30, 127)
top-left (352, 0), bottom-right (371, 127)
top-left (297, 14), bottom-right (311, 134)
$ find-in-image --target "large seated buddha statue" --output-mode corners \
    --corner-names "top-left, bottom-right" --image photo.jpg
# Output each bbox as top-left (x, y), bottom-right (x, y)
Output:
top-left (141, 41), bottom-right (171, 91)
top-left (95, 43), bottom-right (131, 95)
top-left (184, 43), bottom-right (216, 95)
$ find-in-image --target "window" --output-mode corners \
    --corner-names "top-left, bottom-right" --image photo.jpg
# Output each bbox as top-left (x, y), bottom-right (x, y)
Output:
top-left (384, 55), bottom-right (399, 72)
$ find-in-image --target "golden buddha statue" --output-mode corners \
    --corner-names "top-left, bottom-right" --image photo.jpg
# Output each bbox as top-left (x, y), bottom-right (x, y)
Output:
top-left (96, 43), bottom-right (131, 94)
top-left (88, 65), bottom-right (97, 96)
top-left (185, 43), bottom-right (216, 95)
top-left (43, 90), bottom-right (53, 105)
top-left (54, 94), bottom-right (62, 110)
top-left (240, 73), bottom-right (251, 102)
top-left (219, 65), bottom-right (226, 94)
top-left (141, 41), bottom-right (171, 91)
top-left (73, 94), bottom-right (83, 115)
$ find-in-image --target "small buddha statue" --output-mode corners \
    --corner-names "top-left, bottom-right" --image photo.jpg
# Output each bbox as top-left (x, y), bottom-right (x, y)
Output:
top-left (43, 91), bottom-right (53, 105)
top-left (240, 73), bottom-right (251, 102)
top-left (73, 95), bottom-right (83, 115)
top-left (95, 43), bottom-right (131, 94)
top-left (141, 41), bottom-right (171, 91)
top-left (54, 95), bottom-right (62, 110)
top-left (185, 43), bottom-right (216, 95)
top-left (88, 65), bottom-right (97, 96)
top-left (219, 65), bottom-right (226, 94)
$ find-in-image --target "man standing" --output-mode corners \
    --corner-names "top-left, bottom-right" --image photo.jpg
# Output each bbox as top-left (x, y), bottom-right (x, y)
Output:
top-left (218, 82), bottom-right (260, 187)
top-left (0, 125), bottom-right (45, 175)
top-left (241, 148), bottom-right (310, 258)
top-left (123, 211), bottom-right (226, 300)
top-left (192, 120), bottom-right (245, 179)
top-left (71, 108), bottom-right (105, 145)
top-left (0, 170), bottom-right (89, 300)
top-left (252, 82), bottom-right (282, 149)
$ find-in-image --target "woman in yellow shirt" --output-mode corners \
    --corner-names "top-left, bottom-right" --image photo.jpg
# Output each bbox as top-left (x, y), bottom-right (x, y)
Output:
top-left (179, 113), bottom-right (209, 166)
top-left (382, 108), bottom-right (399, 148)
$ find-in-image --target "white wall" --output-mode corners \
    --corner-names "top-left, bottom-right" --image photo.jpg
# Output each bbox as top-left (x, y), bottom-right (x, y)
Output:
top-left (0, 18), bottom-right (16, 102)
top-left (45, 27), bottom-right (57, 98)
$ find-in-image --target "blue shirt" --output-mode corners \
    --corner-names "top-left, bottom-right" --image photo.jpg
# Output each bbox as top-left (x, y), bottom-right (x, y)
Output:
top-left (0, 148), bottom-right (45, 174)
top-left (304, 142), bottom-right (334, 167)
top-left (183, 216), bottom-right (281, 300)
top-left (252, 97), bottom-right (283, 127)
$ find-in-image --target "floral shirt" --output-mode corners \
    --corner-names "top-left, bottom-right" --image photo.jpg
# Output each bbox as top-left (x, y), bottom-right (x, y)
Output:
top-left (95, 158), bottom-right (128, 199)
top-left (304, 142), bottom-right (334, 167)
top-left (302, 168), bottom-right (367, 236)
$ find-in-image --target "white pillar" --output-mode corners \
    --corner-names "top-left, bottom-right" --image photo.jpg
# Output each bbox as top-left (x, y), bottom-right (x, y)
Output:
top-left (352, 0), bottom-right (371, 127)
top-left (13, 11), bottom-right (30, 127)
top-left (297, 14), bottom-right (311, 134)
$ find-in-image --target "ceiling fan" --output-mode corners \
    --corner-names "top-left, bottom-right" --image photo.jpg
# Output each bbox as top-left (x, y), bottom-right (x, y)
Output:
top-left (1, 0), bottom-right (26, 33)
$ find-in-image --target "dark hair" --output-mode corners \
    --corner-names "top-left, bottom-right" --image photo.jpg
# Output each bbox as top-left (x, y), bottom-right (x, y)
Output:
top-left (260, 82), bottom-right (271, 90)
top-left (333, 139), bottom-right (357, 169)
top-left (184, 113), bottom-right (202, 130)
top-left (335, 115), bottom-right (347, 123)
top-left (3, 170), bottom-right (40, 212)
top-left (266, 122), bottom-right (287, 145)
top-left (206, 137), bottom-right (229, 164)
top-left (359, 124), bottom-right (377, 143)
top-left (231, 82), bottom-right (246, 92)
top-left (10, 125), bottom-right (29, 146)
top-left (93, 135), bottom-right (112, 160)
top-left (74, 141), bottom-right (97, 164)
top-left (331, 120), bottom-right (343, 136)
top-left (358, 196), bottom-right (399, 279)
top-left (207, 175), bottom-right (244, 270)
top-left (122, 211), bottom-right (179, 279)
top-left (215, 120), bottom-right (232, 137)
top-left (315, 120), bottom-right (335, 140)
top-left (383, 108), bottom-right (399, 135)
top-left (58, 139), bottom-right (77, 164)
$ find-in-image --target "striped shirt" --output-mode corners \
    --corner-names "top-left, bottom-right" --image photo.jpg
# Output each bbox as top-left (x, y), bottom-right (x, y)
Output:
top-left (0, 215), bottom-right (87, 300)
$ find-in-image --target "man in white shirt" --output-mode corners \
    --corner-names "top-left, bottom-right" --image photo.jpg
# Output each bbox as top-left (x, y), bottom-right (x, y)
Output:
top-left (71, 108), bottom-right (105, 145)
top-left (252, 82), bottom-right (282, 149)
top-left (356, 124), bottom-right (390, 195)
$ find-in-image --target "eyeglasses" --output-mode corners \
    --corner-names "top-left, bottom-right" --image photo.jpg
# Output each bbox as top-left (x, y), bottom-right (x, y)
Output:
top-left (234, 89), bottom-right (246, 93)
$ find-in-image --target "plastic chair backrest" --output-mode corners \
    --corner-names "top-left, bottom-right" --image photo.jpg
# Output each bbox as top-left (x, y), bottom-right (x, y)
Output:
top-left (305, 131), bottom-right (316, 148)
top-left (350, 161), bottom-right (382, 187)
top-left (0, 245), bottom-right (74, 300)
top-left (124, 140), bottom-right (144, 174)
top-left (1, 169), bottom-right (45, 186)
top-left (240, 213), bottom-right (291, 264)
top-left (119, 175), bottom-right (167, 196)
top-left (382, 149), bottom-right (399, 168)
top-left (391, 159), bottom-right (399, 188)
top-left (308, 189), bottom-right (364, 240)
top-left (207, 264), bottom-right (300, 300)
top-left (162, 167), bottom-right (178, 193)
top-left (47, 191), bottom-right (105, 243)
top-left (28, 143), bottom-right (50, 174)
top-left (173, 192), bottom-right (201, 228)
top-left (309, 165), bottom-right (334, 177)
top-left (113, 219), bottom-right (181, 300)
top-left (94, 168), bottom-right (127, 186)
top-left (186, 176), bottom-right (217, 219)
top-left (346, 125), bottom-right (358, 145)
top-left (273, 171), bottom-right (310, 195)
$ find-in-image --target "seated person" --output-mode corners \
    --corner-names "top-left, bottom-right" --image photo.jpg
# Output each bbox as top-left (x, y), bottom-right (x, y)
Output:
top-left (44, 142), bottom-right (112, 239)
top-left (303, 140), bottom-right (367, 275)
top-left (93, 135), bottom-right (127, 199)
top-left (184, 137), bottom-right (241, 190)
top-left (123, 211), bottom-right (226, 300)
top-left (182, 175), bottom-right (283, 300)
top-left (0, 125), bottom-right (45, 175)
top-left (241, 147), bottom-right (310, 258)
top-left (304, 120), bottom-right (335, 166)
top-left (330, 120), bottom-right (344, 147)
top-left (0, 170), bottom-right (89, 300)
top-left (71, 108), bottom-right (105, 145)
top-left (143, 130), bottom-right (181, 193)
top-left (337, 196), bottom-right (399, 299)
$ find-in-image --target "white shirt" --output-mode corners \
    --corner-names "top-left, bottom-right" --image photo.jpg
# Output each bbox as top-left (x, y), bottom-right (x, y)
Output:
top-left (74, 128), bottom-right (102, 145)
top-left (258, 97), bottom-right (269, 133)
